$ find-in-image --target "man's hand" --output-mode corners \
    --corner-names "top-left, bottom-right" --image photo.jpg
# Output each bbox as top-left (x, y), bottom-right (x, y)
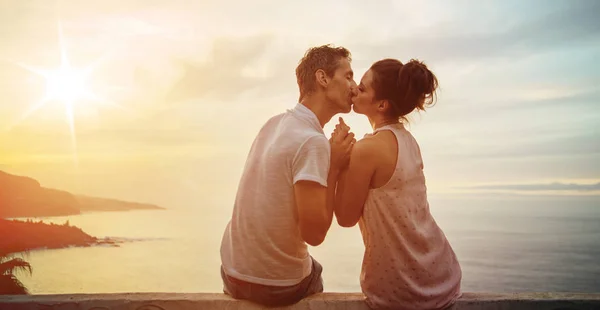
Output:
top-left (329, 117), bottom-right (355, 170)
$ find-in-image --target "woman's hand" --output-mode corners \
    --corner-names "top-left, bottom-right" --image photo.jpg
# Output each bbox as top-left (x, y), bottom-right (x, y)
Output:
top-left (329, 117), bottom-right (355, 170)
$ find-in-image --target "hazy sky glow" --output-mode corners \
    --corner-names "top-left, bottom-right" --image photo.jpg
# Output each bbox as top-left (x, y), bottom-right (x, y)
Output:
top-left (1, 0), bottom-right (599, 209)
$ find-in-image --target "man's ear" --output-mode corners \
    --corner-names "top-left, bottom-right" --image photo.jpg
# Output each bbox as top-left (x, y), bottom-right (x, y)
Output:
top-left (315, 69), bottom-right (329, 88)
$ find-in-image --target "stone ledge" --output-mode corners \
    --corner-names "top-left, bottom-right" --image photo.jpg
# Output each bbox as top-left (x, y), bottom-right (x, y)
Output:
top-left (1, 292), bottom-right (599, 310)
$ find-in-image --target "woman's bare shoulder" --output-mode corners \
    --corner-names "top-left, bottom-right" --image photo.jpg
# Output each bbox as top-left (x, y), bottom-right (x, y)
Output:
top-left (353, 133), bottom-right (387, 158)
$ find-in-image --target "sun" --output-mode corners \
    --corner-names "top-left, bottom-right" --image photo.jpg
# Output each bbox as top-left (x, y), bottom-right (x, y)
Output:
top-left (45, 64), bottom-right (91, 104)
top-left (8, 21), bottom-right (125, 166)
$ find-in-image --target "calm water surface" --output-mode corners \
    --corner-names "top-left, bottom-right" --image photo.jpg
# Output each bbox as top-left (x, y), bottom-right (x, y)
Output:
top-left (14, 194), bottom-right (600, 294)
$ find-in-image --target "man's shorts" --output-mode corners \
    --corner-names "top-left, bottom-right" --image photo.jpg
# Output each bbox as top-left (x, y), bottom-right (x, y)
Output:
top-left (221, 256), bottom-right (324, 307)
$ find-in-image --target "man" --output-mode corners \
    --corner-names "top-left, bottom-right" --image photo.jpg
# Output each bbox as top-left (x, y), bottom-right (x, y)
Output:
top-left (219, 44), bottom-right (357, 307)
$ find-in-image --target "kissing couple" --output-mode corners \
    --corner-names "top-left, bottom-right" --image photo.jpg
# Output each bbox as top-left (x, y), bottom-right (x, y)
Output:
top-left (219, 44), bottom-right (462, 310)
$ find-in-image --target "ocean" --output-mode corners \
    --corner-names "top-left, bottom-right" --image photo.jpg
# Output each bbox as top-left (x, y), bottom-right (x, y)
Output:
top-left (13, 193), bottom-right (600, 294)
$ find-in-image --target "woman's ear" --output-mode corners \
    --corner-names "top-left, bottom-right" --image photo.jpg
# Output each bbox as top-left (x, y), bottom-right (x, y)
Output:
top-left (378, 99), bottom-right (390, 112)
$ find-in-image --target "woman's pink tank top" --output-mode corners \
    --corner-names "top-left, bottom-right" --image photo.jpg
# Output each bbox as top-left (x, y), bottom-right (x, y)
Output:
top-left (358, 123), bottom-right (462, 310)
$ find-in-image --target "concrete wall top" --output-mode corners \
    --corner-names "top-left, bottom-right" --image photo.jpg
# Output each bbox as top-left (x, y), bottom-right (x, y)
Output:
top-left (1, 292), bottom-right (600, 310)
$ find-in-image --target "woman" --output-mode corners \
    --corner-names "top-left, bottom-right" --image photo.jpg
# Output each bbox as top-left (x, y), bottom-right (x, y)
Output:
top-left (333, 58), bottom-right (462, 310)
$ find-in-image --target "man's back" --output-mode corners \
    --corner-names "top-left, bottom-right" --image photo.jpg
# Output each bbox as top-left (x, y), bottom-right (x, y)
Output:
top-left (220, 104), bottom-right (330, 286)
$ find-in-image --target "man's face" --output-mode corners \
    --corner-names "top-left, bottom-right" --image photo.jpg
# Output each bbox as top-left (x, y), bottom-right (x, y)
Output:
top-left (325, 58), bottom-right (357, 113)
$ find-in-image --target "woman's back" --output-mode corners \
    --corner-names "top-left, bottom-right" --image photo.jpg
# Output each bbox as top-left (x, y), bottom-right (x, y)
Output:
top-left (359, 123), bottom-right (462, 310)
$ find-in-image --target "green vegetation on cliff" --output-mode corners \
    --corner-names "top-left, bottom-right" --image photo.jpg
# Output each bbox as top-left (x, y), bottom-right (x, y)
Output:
top-left (0, 219), bottom-right (110, 255)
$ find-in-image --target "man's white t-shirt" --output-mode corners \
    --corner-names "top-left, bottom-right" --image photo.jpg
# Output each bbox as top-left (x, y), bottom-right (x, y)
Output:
top-left (220, 103), bottom-right (331, 286)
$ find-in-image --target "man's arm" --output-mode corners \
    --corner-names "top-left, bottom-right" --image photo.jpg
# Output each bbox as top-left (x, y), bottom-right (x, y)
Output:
top-left (294, 167), bottom-right (339, 246)
top-left (293, 130), bottom-right (354, 246)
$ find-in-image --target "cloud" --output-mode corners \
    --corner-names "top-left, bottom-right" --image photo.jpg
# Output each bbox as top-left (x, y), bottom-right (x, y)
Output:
top-left (460, 182), bottom-right (600, 192)
top-left (352, 1), bottom-right (600, 64)
top-left (163, 34), bottom-right (283, 103)
top-left (144, 1), bottom-right (600, 105)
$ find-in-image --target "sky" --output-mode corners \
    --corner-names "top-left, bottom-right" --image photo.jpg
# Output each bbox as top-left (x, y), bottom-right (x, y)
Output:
top-left (0, 0), bottom-right (599, 209)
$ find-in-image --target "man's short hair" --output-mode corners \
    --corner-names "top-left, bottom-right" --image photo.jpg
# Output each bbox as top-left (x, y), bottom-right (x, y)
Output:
top-left (295, 44), bottom-right (351, 101)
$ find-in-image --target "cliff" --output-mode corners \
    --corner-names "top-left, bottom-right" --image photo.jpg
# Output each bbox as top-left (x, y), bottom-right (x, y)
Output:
top-left (0, 170), bottom-right (163, 218)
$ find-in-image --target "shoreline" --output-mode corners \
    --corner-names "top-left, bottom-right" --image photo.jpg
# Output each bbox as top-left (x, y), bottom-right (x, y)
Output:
top-left (7, 208), bottom-right (166, 221)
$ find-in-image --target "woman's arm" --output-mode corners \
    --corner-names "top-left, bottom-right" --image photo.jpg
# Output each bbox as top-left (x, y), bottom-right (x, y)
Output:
top-left (334, 138), bottom-right (378, 227)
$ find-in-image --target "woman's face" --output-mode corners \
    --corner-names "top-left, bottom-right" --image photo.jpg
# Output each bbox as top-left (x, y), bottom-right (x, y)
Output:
top-left (351, 69), bottom-right (378, 116)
